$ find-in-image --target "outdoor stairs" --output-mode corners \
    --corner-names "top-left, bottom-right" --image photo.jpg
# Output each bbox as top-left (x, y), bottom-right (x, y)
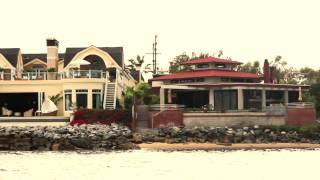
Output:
top-left (103, 83), bottom-right (116, 110)
top-left (136, 120), bottom-right (149, 128)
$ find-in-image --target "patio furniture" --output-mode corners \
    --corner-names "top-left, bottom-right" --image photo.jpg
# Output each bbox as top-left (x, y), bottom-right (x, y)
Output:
top-left (35, 110), bottom-right (42, 116)
top-left (2, 107), bottom-right (13, 116)
top-left (23, 109), bottom-right (33, 117)
top-left (41, 110), bottom-right (57, 116)
top-left (14, 112), bottom-right (21, 116)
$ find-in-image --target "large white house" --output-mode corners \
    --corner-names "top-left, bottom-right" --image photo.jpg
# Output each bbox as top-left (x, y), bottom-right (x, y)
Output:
top-left (0, 38), bottom-right (136, 117)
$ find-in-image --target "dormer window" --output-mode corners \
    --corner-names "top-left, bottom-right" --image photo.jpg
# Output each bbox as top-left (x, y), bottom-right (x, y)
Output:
top-left (196, 63), bottom-right (209, 69)
top-left (215, 63), bottom-right (226, 68)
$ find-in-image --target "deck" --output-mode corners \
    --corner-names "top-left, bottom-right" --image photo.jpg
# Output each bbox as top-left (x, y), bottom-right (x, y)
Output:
top-left (0, 116), bottom-right (69, 126)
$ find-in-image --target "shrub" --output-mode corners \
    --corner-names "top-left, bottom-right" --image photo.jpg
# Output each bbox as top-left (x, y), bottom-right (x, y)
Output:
top-left (70, 109), bottom-right (131, 126)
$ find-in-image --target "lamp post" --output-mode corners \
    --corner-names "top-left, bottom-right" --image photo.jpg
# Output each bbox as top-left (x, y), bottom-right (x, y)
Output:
top-left (135, 63), bottom-right (142, 83)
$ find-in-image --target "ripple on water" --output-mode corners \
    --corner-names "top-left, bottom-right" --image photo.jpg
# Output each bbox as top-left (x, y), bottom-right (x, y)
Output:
top-left (0, 149), bottom-right (319, 180)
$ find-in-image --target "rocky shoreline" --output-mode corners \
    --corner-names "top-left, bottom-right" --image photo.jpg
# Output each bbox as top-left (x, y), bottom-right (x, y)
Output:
top-left (134, 125), bottom-right (320, 144)
top-left (1, 124), bottom-right (320, 151)
top-left (0, 124), bottom-right (137, 151)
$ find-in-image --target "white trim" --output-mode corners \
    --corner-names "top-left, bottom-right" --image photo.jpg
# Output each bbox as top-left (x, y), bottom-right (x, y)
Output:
top-left (23, 58), bottom-right (47, 67)
top-left (64, 46), bottom-right (121, 70)
top-left (0, 53), bottom-right (15, 69)
top-left (161, 84), bottom-right (206, 90)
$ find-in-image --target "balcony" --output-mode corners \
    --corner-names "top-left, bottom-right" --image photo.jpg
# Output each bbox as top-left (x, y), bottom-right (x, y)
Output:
top-left (0, 70), bottom-right (112, 81)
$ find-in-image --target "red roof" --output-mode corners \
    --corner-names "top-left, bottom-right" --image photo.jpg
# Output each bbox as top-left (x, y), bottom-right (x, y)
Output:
top-left (181, 57), bottom-right (243, 65)
top-left (151, 69), bottom-right (260, 81)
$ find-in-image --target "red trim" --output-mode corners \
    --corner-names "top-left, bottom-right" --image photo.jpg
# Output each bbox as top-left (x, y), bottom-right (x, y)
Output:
top-left (151, 69), bottom-right (260, 81)
top-left (181, 57), bottom-right (242, 65)
top-left (184, 83), bottom-right (310, 89)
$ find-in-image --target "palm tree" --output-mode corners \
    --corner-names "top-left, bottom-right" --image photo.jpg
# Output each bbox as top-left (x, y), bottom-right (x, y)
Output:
top-left (127, 55), bottom-right (152, 82)
top-left (49, 92), bottom-right (63, 105)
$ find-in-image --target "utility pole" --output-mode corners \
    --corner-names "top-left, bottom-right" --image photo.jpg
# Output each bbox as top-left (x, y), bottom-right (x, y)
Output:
top-left (154, 35), bottom-right (157, 75)
top-left (146, 35), bottom-right (161, 75)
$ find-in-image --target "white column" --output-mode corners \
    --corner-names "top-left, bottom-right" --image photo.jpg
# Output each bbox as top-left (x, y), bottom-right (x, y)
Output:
top-left (237, 88), bottom-right (244, 110)
top-left (72, 89), bottom-right (76, 108)
top-left (168, 89), bottom-right (172, 104)
top-left (87, 89), bottom-right (93, 109)
top-left (284, 90), bottom-right (289, 106)
top-left (160, 88), bottom-right (165, 105)
top-left (262, 89), bottom-right (266, 110)
top-left (209, 89), bottom-right (214, 110)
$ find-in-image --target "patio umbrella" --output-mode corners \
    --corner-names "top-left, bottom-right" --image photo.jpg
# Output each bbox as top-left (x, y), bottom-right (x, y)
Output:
top-left (69, 59), bottom-right (91, 67)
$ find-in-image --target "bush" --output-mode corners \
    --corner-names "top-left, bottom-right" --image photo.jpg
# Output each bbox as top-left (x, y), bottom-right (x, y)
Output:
top-left (70, 109), bottom-right (131, 126)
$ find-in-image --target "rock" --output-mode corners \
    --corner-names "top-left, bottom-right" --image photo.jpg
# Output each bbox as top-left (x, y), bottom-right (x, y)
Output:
top-left (243, 127), bottom-right (249, 131)
top-left (264, 129), bottom-right (271, 133)
top-left (52, 143), bottom-right (60, 151)
top-left (132, 133), bottom-right (143, 143)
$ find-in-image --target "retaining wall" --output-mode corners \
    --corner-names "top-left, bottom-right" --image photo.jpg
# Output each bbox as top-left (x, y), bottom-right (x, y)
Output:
top-left (183, 112), bottom-right (286, 127)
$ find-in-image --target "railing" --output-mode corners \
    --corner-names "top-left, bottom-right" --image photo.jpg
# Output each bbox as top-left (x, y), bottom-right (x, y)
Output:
top-left (0, 70), bottom-right (113, 81)
top-left (149, 104), bottom-right (185, 111)
top-left (287, 102), bottom-right (314, 108)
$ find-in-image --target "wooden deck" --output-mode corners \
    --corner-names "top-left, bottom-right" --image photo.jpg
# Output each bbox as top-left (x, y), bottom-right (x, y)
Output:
top-left (0, 116), bottom-right (69, 122)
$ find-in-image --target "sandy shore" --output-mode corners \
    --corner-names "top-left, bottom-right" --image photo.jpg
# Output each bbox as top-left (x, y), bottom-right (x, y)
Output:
top-left (139, 143), bottom-right (320, 151)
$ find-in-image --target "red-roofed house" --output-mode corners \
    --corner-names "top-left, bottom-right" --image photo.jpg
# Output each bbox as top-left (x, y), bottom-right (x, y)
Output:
top-left (150, 57), bottom-right (309, 111)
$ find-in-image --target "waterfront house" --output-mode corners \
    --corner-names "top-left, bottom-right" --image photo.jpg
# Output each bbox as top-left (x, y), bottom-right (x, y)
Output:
top-left (146, 57), bottom-right (315, 127)
top-left (0, 38), bottom-right (136, 117)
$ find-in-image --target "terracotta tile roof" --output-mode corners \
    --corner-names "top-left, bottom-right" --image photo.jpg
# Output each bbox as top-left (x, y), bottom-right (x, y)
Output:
top-left (181, 57), bottom-right (242, 65)
top-left (151, 69), bottom-right (260, 81)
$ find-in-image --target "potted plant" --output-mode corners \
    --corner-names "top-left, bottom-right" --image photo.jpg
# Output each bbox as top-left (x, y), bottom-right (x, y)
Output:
top-left (47, 68), bottom-right (57, 80)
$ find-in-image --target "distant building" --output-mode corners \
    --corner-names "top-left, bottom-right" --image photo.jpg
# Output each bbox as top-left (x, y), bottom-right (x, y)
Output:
top-left (150, 57), bottom-right (309, 111)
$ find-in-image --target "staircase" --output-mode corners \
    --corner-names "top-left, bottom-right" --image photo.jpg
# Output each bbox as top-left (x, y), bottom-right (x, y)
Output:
top-left (103, 83), bottom-right (116, 110)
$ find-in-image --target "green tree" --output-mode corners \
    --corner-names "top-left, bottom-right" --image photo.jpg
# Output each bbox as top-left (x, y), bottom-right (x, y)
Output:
top-left (126, 55), bottom-right (152, 82)
top-left (124, 83), bottom-right (159, 110)
top-left (309, 83), bottom-right (320, 117)
top-left (169, 53), bottom-right (191, 73)
top-left (300, 67), bottom-right (320, 84)
top-left (237, 60), bottom-right (261, 74)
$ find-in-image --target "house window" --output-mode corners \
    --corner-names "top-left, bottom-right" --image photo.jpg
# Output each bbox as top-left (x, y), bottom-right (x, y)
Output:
top-left (32, 64), bottom-right (45, 69)
top-left (92, 89), bottom-right (102, 109)
top-left (215, 63), bottom-right (226, 68)
top-left (64, 90), bottom-right (72, 111)
top-left (76, 89), bottom-right (88, 109)
top-left (196, 63), bottom-right (209, 69)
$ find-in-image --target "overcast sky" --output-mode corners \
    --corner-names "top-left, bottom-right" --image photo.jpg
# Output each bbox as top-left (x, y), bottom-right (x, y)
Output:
top-left (1, 0), bottom-right (319, 71)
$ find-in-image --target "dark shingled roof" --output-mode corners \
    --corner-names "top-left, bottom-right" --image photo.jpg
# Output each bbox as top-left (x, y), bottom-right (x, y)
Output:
top-left (22, 54), bottom-right (47, 64)
top-left (0, 48), bottom-right (20, 67)
top-left (64, 47), bottom-right (123, 67)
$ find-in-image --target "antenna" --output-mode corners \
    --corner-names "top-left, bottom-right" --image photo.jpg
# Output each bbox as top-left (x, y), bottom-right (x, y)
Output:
top-left (146, 35), bottom-right (161, 75)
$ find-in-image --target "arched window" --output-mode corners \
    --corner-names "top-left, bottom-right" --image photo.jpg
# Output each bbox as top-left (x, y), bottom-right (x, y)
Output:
top-left (83, 55), bottom-right (107, 70)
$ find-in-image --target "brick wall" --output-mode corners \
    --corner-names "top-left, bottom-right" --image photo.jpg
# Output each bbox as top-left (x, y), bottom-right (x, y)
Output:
top-left (286, 107), bottom-right (316, 125)
top-left (150, 110), bottom-right (183, 128)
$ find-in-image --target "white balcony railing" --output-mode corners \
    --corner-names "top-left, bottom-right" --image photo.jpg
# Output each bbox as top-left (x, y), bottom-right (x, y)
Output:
top-left (0, 70), bottom-right (112, 81)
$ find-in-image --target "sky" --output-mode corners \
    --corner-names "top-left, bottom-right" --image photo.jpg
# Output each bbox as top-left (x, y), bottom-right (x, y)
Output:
top-left (0, 0), bottom-right (319, 72)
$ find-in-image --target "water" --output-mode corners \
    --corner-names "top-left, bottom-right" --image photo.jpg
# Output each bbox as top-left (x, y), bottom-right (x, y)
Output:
top-left (0, 150), bottom-right (318, 180)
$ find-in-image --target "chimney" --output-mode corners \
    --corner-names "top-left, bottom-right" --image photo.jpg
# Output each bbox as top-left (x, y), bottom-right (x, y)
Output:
top-left (46, 38), bottom-right (59, 70)
top-left (263, 59), bottom-right (270, 83)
